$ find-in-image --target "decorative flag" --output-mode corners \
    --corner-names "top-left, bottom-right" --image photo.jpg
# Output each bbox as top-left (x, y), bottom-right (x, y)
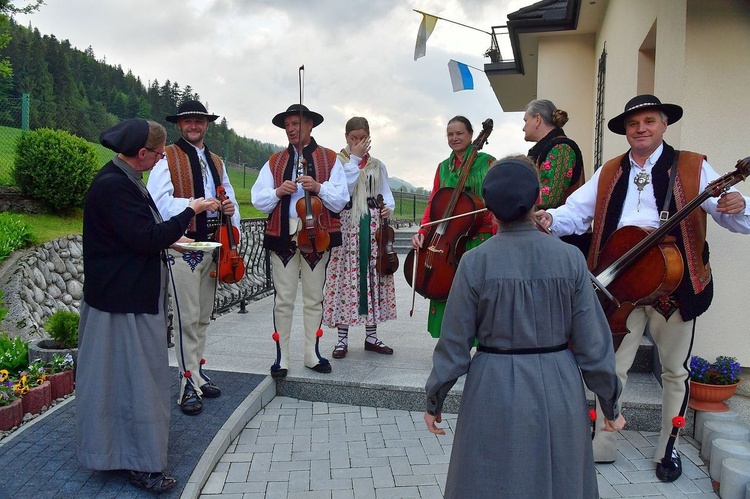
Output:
top-left (414, 13), bottom-right (438, 61)
top-left (448, 59), bottom-right (474, 92)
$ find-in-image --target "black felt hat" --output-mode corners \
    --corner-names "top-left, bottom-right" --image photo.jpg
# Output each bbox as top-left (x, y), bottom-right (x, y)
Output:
top-left (272, 104), bottom-right (324, 129)
top-left (99, 118), bottom-right (149, 156)
top-left (482, 157), bottom-right (540, 222)
top-left (607, 94), bottom-right (683, 135)
top-left (166, 100), bottom-right (220, 123)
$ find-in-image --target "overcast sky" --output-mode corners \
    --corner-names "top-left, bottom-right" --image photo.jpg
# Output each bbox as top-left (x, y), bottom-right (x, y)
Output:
top-left (16, 0), bottom-right (534, 189)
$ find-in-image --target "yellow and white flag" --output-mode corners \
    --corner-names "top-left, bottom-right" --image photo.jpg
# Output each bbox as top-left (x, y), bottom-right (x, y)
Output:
top-left (414, 13), bottom-right (438, 61)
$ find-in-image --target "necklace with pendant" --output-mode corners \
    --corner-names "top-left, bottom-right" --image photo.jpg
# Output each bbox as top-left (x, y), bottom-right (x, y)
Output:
top-left (633, 170), bottom-right (651, 211)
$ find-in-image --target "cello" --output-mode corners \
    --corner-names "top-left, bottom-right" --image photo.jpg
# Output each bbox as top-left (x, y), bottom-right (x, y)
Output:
top-left (404, 119), bottom-right (493, 301)
top-left (214, 185), bottom-right (246, 283)
top-left (594, 156), bottom-right (750, 350)
top-left (375, 193), bottom-right (399, 276)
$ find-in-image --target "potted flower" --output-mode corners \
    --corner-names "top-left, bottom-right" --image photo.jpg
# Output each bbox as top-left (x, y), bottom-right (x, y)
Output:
top-left (19, 358), bottom-right (51, 416)
top-left (688, 355), bottom-right (742, 412)
top-left (46, 353), bottom-right (75, 400)
top-left (0, 369), bottom-right (22, 431)
top-left (28, 311), bottom-right (79, 370)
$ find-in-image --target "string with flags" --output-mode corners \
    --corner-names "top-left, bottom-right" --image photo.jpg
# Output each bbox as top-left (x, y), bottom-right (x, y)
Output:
top-left (413, 9), bottom-right (489, 92)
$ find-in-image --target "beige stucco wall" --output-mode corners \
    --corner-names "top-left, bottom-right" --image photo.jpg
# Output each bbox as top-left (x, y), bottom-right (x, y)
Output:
top-left (592, 0), bottom-right (750, 363)
top-left (536, 35), bottom-right (596, 170)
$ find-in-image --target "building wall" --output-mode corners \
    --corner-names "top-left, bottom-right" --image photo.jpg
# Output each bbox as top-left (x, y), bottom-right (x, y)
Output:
top-left (682, 0), bottom-right (750, 363)
top-left (591, 0), bottom-right (750, 363)
top-left (536, 35), bottom-right (596, 170)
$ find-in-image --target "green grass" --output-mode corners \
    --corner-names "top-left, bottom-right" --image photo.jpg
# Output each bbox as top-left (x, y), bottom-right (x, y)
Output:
top-left (16, 211), bottom-right (83, 244)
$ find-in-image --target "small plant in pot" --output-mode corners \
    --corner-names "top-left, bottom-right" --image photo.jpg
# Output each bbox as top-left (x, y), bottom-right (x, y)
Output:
top-left (46, 353), bottom-right (75, 399)
top-left (0, 369), bottom-right (23, 431)
top-left (688, 355), bottom-right (742, 412)
top-left (28, 311), bottom-right (79, 369)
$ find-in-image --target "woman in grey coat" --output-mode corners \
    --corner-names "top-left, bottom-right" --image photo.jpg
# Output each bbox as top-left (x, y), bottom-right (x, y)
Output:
top-left (424, 156), bottom-right (625, 498)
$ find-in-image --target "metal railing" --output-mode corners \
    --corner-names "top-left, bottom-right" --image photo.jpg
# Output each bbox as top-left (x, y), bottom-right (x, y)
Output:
top-left (213, 218), bottom-right (273, 315)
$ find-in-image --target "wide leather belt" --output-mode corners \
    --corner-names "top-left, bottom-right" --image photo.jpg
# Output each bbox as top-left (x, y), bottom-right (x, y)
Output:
top-left (476, 343), bottom-right (568, 355)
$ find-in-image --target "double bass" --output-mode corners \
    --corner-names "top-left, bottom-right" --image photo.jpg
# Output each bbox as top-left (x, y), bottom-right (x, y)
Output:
top-left (214, 185), bottom-right (246, 283)
top-left (595, 156), bottom-right (750, 350)
top-left (404, 119), bottom-right (493, 301)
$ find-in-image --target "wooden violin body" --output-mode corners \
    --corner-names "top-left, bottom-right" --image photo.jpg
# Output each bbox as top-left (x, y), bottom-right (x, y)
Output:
top-left (375, 194), bottom-right (399, 276)
top-left (295, 158), bottom-right (330, 254)
top-left (404, 118), bottom-right (493, 301)
top-left (214, 185), bottom-right (245, 284)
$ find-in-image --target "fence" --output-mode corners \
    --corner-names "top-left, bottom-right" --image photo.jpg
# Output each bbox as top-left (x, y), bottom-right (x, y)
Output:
top-left (212, 218), bottom-right (273, 315)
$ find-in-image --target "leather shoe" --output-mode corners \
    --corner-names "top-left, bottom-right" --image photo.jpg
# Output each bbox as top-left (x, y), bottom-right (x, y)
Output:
top-left (365, 339), bottom-right (394, 355)
top-left (180, 386), bottom-right (202, 415)
top-left (655, 450), bottom-right (682, 482)
top-left (332, 344), bottom-right (348, 359)
top-left (200, 382), bottom-right (221, 398)
top-left (307, 362), bottom-right (332, 374)
top-left (271, 367), bottom-right (288, 379)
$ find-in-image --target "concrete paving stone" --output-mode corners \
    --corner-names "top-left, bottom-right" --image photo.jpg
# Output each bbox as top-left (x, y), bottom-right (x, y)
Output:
top-left (256, 434), bottom-right (295, 445)
top-left (613, 482), bottom-right (664, 496)
top-left (272, 442), bottom-right (293, 461)
top-left (393, 473), bottom-right (439, 487)
top-left (245, 470), bottom-right (292, 483)
top-left (368, 447), bottom-right (407, 458)
top-left (292, 450), bottom-right (332, 461)
top-left (370, 466), bottom-right (395, 488)
top-left (214, 461), bottom-right (230, 472)
top-left (596, 476), bottom-right (620, 498)
top-left (331, 467), bottom-right (373, 480)
top-left (237, 427), bottom-right (259, 444)
top-left (313, 413), bottom-right (346, 422)
top-left (220, 451), bottom-right (256, 463)
top-left (234, 442), bottom-right (275, 454)
top-left (405, 446), bottom-right (429, 465)
top-left (330, 447), bottom-right (351, 469)
top-left (361, 407), bottom-right (378, 419)
top-left (352, 477), bottom-right (377, 499)
top-left (418, 485), bottom-right (443, 499)
top-left (373, 485), bottom-right (421, 498)
top-left (332, 489), bottom-right (355, 499)
top-left (348, 441), bottom-right (369, 458)
top-left (384, 437), bottom-right (422, 449)
top-left (365, 431), bottom-right (385, 449)
top-left (312, 425), bottom-right (329, 443)
top-left (293, 433), bottom-right (312, 453)
top-left (267, 479), bottom-right (290, 498)
top-left (613, 455), bottom-right (639, 472)
top-left (410, 463), bottom-right (448, 476)
top-left (288, 469), bottom-right (311, 493)
top-left (598, 463), bottom-right (630, 485)
top-left (287, 491), bottom-right (334, 499)
top-left (328, 405), bottom-right (361, 414)
top-left (623, 469), bottom-right (663, 483)
top-left (312, 401), bottom-right (330, 414)
top-left (226, 461), bottom-right (251, 482)
top-left (202, 470), bottom-right (229, 494)
top-left (389, 456), bottom-right (413, 476)
top-left (628, 456), bottom-right (657, 471)
top-left (270, 460), bottom-right (312, 472)
top-left (221, 480), bottom-right (267, 494)
top-left (310, 458), bottom-right (332, 480)
top-left (249, 452), bottom-right (273, 472)
top-left (349, 456), bottom-right (391, 469)
top-left (425, 452), bottom-right (451, 465)
top-left (310, 478), bottom-right (354, 491)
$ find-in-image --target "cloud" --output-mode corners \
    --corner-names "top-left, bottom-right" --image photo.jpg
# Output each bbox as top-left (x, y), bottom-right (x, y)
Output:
top-left (15, 0), bottom-right (531, 188)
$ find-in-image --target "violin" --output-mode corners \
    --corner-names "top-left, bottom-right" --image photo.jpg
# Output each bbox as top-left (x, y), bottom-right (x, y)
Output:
top-left (375, 194), bottom-right (399, 276)
top-left (593, 156), bottom-right (750, 351)
top-left (214, 185), bottom-right (245, 284)
top-left (295, 157), bottom-right (330, 254)
top-left (404, 119), bottom-right (493, 301)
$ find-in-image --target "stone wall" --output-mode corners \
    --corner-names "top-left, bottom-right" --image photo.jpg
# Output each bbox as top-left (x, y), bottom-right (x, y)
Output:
top-left (1, 235), bottom-right (83, 340)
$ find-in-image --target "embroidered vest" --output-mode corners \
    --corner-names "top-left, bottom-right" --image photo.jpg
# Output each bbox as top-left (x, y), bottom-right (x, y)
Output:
top-left (528, 128), bottom-right (585, 207)
top-left (263, 138), bottom-right (342, 252)
top-left (165, 138), bottom-right (225, 240)
top-left (589, 144), bottom-right (712, 320)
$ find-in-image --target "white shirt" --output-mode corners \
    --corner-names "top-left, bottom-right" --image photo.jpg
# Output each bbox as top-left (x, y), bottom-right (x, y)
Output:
top-left (342, 153), bottom-right (396, 211)
top-left (250, 143), bottom-right (354, 217)
top-left (548, 143), bottom-right (750, 236)
top-left (146, 143), bottom-right (241, 227)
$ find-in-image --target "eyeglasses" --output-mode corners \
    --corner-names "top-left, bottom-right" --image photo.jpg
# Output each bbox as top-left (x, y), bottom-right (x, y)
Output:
top-left (146, 147), bottom-right (166, 159)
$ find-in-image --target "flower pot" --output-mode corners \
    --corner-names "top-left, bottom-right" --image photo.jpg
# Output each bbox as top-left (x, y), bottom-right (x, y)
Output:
top-left (0, 398), bottom-right (23, 431)
top-left (21, 380), bottom-right (52, 416)
top-left (27, 339), bottom-right (78, 374)
top-left (688, 380), bottom-right (740, 412)
top-left (48, 370), bottom-right (74, 399)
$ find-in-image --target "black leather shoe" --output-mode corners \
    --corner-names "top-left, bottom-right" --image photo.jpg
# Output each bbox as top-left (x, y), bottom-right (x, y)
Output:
top-left (200, 382), bottom-right (221, 398)
top-left (656, 450), bottom-right (682, 482)
top-left (180, 386), bottom-right (202, 415)
top-left (271, 367), bottom-right (288, 379)
top-left (307, 362), bottom-right (332, 374)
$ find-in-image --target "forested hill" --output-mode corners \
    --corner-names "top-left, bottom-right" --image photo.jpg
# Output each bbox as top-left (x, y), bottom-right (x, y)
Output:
top-left (0, 18), bottom-right (282, 168)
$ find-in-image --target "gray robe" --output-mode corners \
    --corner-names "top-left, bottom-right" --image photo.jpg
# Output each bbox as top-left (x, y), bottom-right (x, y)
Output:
top-left (425, 223), bottom-right (620, 499)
